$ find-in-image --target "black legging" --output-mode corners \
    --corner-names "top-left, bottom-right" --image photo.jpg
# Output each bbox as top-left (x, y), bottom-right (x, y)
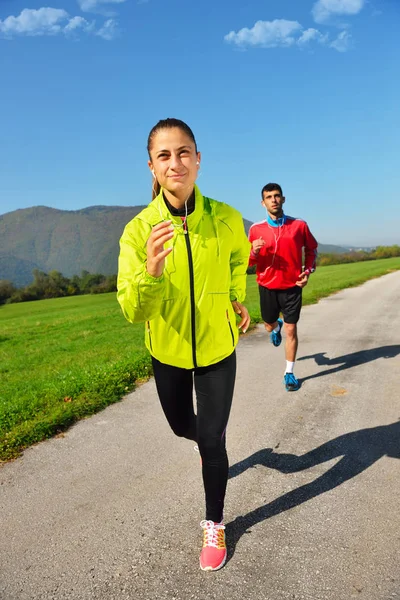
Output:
top-left (151, 351), bottom-right (236, 523)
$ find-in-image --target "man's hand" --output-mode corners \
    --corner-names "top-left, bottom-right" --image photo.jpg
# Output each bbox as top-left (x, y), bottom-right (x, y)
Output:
top-left (296, 270), bottom-right (310, 288)
top-left (146, 221), bottom-right (174, 278)
top-left (252, 237), bottom-right (265, 255)
top-left (231, 301), bottom-right (250, 334)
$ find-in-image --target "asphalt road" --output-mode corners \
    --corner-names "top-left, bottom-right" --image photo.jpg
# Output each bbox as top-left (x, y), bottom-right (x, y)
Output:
top-left (1, 271), bottom-right (400, 600)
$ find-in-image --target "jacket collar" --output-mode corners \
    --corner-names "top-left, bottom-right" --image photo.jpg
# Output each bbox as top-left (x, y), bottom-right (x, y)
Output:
top-left (155, 184), bottom-right (204, 232)
top-left (267, 213), bottom-right (286, 228)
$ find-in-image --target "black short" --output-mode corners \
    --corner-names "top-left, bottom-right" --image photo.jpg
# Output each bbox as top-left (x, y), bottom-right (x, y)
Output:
top-left (258, 285), bottom-right (302, 325)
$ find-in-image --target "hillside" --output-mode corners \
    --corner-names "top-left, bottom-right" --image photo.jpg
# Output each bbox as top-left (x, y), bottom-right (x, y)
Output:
top-left (0, 206), bottom-right (148, 286)
top-left (0, 205), bottom-right (344, 287)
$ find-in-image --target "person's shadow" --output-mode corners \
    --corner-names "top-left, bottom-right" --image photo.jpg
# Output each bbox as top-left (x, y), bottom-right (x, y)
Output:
top-left (297, 345), bottom-right (400, 383)
top-left (225, 421), bottom-right (400, 562)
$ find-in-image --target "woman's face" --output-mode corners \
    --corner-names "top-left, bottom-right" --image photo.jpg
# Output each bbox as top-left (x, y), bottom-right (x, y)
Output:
top-left (148, 127), bottom-right (201, 199)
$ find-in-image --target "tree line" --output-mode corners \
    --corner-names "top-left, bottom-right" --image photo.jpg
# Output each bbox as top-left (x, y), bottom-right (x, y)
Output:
top-left (317, 245), bottom-right (400, 266)
top-left (0, 245), bottom-right (399, 305)
top-left (0, 269), bottom-right (117, 305)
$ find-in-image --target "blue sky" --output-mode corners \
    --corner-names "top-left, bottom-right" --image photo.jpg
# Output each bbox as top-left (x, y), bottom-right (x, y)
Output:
top-left (1, 0), bottom-right (399, 246)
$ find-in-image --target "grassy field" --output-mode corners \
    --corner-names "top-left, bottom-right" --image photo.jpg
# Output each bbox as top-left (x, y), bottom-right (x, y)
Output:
top-left (1, 257), bottom-right (399, 461)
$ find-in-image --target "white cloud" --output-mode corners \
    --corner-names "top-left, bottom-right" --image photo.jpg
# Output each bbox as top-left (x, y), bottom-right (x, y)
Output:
top-left (312, 0), bottom-right (365, 24)
top-left (64, 15), bottom-right (93, 33)
top-left (0, 7), bottom-right (117, 40)
top-left (297, 27), bottom-right (329, 45)
top-left (224, 20), bottom-right (350, 52)
top-left (329, 29), bottom-right (352, 51)
top-left (224, 19), bottom-right (302, 48)
top-left (77, 0), bottom-right (126, 15)
top-left (96, 18), bottom-right (118, 40)
top-left (0, 7), bottom-right (68, 37)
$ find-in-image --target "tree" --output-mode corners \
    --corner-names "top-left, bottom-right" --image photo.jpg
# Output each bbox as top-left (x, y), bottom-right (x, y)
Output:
top-left (0, 280), bottom-right (16, 305)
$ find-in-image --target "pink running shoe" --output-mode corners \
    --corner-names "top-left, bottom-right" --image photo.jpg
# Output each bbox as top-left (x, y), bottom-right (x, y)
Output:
top-left (199, 520), bottom-right (227, 571)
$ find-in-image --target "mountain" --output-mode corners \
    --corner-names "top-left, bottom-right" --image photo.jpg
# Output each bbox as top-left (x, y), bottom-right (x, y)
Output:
top-left (0, 205), bottom-right (348, 287)
top-left (0, 205), bottom-right (147, 287)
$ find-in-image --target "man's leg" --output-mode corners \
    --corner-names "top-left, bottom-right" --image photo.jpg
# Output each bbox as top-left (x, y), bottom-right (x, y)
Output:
top-left (259, 285), bottom-right (283, 345)
top-left (280, 287), bottom-right (302, 391)
top-left (264, 321), bottom-right (279, 333)
top-left (284, 323), bottom-right (298, 363)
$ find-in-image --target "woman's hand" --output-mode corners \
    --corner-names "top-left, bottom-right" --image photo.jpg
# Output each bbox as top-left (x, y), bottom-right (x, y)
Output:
top-left (231, 300), bottom-right (250, 334)
top-left (146, 221), bottom-right (174, 278)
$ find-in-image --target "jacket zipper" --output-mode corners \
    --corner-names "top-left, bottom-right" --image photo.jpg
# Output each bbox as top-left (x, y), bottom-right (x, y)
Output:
top-left (146, 320), bottom-right (153, 351)
top-left (183, 218), bottom-right (197, 368)
top-left (226, 310), bottom-right (235, 346)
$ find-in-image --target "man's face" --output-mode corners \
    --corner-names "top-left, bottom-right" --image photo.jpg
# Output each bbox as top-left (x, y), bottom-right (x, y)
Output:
top-left (262, 189), bottom-right (285, 218)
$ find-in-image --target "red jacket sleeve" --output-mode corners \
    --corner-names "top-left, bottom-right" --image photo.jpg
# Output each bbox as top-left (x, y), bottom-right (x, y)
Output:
top-left (303, 224), bottom-right (318, 273)
top-left (248, 226), bottom-right (258, 266)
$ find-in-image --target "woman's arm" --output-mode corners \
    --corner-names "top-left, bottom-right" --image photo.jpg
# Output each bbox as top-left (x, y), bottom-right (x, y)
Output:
top-left (229, 210), bottom-right (251, 303)
top-left (117, 219), bottom-right (167, 323)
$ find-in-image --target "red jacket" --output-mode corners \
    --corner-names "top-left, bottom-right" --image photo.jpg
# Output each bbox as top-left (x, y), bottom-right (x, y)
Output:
top-left (248, 215), bottom-right (318, 290)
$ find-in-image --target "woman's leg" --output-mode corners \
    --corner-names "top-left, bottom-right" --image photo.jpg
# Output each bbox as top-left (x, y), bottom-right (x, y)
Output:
top-left (194, 351), bottom-right (236, 523)
top-left (151, 357), bottom-right (197, 441)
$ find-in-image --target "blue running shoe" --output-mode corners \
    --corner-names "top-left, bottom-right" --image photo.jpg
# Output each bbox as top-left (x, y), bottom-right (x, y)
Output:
top-left (270, 318), bottom-right (283, 347)
top-left (284, 373), bottom-right (300, 392)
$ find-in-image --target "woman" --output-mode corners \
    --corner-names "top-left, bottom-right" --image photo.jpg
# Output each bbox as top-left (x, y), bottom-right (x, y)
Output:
top-left (117, 118), bottom-right (250, 571)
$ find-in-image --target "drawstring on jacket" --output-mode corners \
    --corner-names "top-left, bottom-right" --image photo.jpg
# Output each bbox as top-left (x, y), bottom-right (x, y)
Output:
top-left (211, 204), bottom-right (221, 264)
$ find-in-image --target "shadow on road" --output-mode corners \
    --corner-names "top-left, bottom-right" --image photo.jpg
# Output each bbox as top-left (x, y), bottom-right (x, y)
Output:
top-left (226, 421), bottom-right (400, 563)
top-left (297, 345), bottom-right (400, 383)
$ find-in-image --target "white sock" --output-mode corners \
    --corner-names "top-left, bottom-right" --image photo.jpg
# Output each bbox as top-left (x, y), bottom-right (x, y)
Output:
top-left (273, 324), bottom-right (280, 333)
top-left (285, 361), bottom-right (295, 374)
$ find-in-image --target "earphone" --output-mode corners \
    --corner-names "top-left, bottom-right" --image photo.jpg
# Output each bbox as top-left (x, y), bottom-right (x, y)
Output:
top-left (264, 216), bottom-right (285, 271)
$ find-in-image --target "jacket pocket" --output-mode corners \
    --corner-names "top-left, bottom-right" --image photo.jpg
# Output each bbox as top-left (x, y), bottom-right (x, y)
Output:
top-left (226, 310), bottom-right (235, 346)
top-left (146, 321), bottom-right (152, 351)
top-left (205, 292), bottom-right (238, 354)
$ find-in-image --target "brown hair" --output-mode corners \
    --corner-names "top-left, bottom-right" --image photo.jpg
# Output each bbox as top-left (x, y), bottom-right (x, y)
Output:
top-left (147, 118), bottom-right (198, 200)
top-left (262, 183), bottom-right (283, 198)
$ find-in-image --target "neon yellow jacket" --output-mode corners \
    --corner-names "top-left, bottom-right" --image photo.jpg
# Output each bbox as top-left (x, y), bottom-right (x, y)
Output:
top-left (117, 185), bottom-right (251, 369)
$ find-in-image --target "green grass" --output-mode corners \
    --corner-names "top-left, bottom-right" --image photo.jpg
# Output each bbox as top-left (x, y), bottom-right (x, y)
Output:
top-left (1, 257), bottom-right (399, 461)
top-left (0, 294), bottom-right (150, 460)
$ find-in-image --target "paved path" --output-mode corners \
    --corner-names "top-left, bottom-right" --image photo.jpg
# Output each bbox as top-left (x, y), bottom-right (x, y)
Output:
top-left (1, 271), bottom-right (400, 600)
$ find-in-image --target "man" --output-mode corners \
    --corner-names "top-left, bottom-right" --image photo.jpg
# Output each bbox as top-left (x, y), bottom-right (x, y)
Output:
top-left (248, 183), bottom-right (318, 391)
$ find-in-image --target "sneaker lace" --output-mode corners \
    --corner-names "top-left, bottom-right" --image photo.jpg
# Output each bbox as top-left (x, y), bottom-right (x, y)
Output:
top-left (200, 520), bottom-right (226, 549)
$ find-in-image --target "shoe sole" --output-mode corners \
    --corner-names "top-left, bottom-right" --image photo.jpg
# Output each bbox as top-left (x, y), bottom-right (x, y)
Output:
top-left (284, 379), bottom-right (300, 392)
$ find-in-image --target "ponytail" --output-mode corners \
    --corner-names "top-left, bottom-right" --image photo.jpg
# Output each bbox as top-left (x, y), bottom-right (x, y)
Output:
top-left (151, 177), bottom-right (161, 201)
